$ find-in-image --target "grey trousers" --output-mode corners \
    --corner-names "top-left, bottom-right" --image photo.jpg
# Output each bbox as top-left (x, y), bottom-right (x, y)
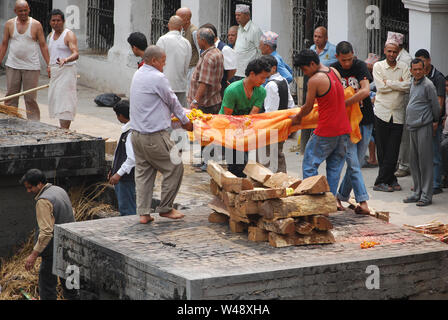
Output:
top-left (300, 129), bottom-right (314, 155)
top-left (131, 130), bottom-right (184, 216)
top-left (409, 124), bottom-right (434, 202)
top-left (258, 141), bottom-right (287, 173)
top-left (398, 96), bottom-right (410, 171)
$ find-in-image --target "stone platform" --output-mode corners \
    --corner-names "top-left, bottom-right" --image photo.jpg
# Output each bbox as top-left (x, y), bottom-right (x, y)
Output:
top-left (53, 167), bottom-right (448, 300)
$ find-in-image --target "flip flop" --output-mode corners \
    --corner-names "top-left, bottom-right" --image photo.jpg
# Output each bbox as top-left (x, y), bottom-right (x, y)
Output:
top-left (139, 215), bottom-right (155, 224)
top-left (355, 206), bottom-right (371, 215)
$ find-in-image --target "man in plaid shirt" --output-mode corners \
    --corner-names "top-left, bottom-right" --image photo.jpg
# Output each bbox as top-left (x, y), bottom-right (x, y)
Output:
top-left (188, 27), bottom-right (224, 114)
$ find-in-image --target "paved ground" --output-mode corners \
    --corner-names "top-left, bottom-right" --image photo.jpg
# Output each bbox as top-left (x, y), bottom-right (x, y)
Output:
top-left (1, 73), bottom-right (447, 227)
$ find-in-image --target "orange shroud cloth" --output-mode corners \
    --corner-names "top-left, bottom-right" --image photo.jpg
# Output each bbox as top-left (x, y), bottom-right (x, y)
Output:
top-left (190, 87), bottom-right (363, 151)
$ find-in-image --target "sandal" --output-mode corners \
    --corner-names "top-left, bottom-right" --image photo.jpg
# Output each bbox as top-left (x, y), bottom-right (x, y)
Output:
top-left (373, 183), bottom-right (394, 192)
top-left (390, 182), bottom-right (402, 191)
top-left (354, 206), bottom-right (370, 215)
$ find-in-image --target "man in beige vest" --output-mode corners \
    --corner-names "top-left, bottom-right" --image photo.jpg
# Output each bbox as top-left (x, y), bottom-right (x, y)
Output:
top-left (176, 7), bottom-right (199, 94)
top-left (0, 0), bottom-right (50, 121)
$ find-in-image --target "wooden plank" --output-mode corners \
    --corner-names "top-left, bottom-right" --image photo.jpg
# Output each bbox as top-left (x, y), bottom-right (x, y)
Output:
top-left (208, 197), bottom-right (230, 216)
top-left (229, 219), bottom-right (247, 233)
top-left (268, 231), bottom-right (335, 248)
top-left (258, 218), bottom-right (296, 235)
top-left (259, 193), bottom-right (337, 220)
top-left (243, 161), bottom-right (273, 183)
top-left (263, 173), bottom-right (302, 190)
top-left (308, 215), bottom-right (333, 231)
top-left (222, 191), bottom-right (237, 207)
top-left (208, 212), bottom-right (229, 224)
top-left (294, 175), bottom-right (330, 195)
top-left (207, 160), bottom-right (254, 193)
top-left (295, 221), bottom-right (314, 235)
top-left (238, 187), bottom-right (286, 202)
top-left (248, 227), bottom-right (269, 242)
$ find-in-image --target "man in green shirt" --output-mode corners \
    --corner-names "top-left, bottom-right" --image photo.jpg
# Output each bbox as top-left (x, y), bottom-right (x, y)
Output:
top-left (219, 58), bottom-right (270, 176)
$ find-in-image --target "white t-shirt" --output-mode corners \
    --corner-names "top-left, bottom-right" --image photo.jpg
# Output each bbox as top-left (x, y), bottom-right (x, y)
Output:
top-left (216, 39), bottom-right (237, 71)
top-left (264, 73), bottom-right (295, 112)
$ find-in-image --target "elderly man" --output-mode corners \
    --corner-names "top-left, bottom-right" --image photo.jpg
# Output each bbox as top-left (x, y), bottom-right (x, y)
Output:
top-left (127, 32), bottom-right (148, 69)
top-left (227, 25), bottom-right (238, 49)
top-left (156, 16), bottom-right (192, 107)
top-left (310, 26), bottom-right (337, 67)
top-left (130, 46), bottom-right (193, 224)
top-left (415, 49), bottom-right (447, 195)
top-left (176, 7), bottom-right (199, 92)
top-left (259, 31), bottom-right (293, 84)
top-left (200, 23), bottom-right (236, 96)
top-left (21, 169), bottom-right (78, 300)
top-left (47, 9), bottom-right (79, 130)
top-left (233, 4), bottom-right (263, 81)
top-left (372, 39), bottom-right (411, 192)
top-left (0, 0), bottom-right (50, 121)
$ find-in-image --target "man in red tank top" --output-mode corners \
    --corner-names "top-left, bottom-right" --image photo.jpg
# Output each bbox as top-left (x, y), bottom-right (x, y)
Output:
top-left (291, 49), bottom-right (351, 196)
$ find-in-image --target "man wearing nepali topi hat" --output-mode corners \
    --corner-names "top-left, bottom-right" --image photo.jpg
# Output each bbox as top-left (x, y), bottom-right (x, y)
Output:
top-left (259, 31), bottom-right (293, 84)
top-left (234, 4), bottom-right (263, 81)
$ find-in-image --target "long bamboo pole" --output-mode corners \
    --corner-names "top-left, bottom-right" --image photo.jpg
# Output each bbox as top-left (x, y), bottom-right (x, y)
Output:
top-left (0, 84), bottom-right (50, 103)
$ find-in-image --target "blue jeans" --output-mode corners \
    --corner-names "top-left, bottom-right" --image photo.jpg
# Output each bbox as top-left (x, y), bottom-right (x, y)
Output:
top-left (115, 179), bottom-right (137, 216)
top-left (357, 124), bottom-right (374, 167)
top-left (433, 125), bottom-right (443, 189)
top-left (303, 133), bottom-right (349, 195)
top-left (337, 134), bottom-right (370, 203)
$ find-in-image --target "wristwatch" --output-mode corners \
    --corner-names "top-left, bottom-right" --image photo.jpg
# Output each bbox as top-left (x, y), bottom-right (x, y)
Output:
top-left (192, 99), bottom-right (199, 105)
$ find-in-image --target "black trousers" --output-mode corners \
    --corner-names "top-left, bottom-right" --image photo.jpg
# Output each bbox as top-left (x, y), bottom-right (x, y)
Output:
top-left (374, 116), bottom-right (403, 186)
top-left (225, 148), bottom-right (249, 178)
top-left (39, 255), bottom-right (79, 300)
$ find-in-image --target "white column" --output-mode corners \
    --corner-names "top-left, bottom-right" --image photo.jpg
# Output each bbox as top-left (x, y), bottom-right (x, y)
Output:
top-left (252, 0), bottom-right (293, 67)
top-left (404, 0), bottom-right (448, 74)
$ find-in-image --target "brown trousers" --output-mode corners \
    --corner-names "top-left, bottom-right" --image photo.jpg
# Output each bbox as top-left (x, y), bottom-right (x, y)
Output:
top-left (5, 66), bottom-right (40, 120)
top-left (131, 130), bottom-right (184, 216)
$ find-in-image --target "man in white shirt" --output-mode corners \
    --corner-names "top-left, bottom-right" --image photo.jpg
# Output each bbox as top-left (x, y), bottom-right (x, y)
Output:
top-left (156, 16), bottom-right (192, 107)
top-left (372, 38), bottom-right (411, 192)
top-left (259, 55), bottom-right (294, 173)
top-left (233, 4), bottom-right (263, 80)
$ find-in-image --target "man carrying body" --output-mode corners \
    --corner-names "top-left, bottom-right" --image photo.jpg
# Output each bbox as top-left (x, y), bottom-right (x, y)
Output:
top-left (372, 39), bottom-right (411, 192)
top-left (300, 26), bottom-right (338, 154)
top-left (0, 0), bottom-right (50, 121)
top-left (331, 41), bottom-right (372, 214)
top-left (219, 58), bottom-right (270, 177)
top-left (127, 32), bottom-right (148, 69)
top-left (233, 4), bottom-right (263, 81)
top-left (259, 31), bottom-right (293, 84)
top-left (130, 46), bottom-right (193, 224)
top-left (21, 169), bottom-right (78, 300)
top-left (403, 59), bottom-right (440, 206)
top-left (47, 9), bottom-right (79, 130)
top-left (156, 15), bottom-right (192, 107)
top-left (290, 49), bottom-right (351, 196)
top-left (415, 49), bottom-right (446, 195)
top-left (176, 7), bottom-right (199, 93)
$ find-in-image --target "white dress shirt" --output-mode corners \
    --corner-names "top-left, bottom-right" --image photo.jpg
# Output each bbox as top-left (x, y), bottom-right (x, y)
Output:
top-left (216, 39), bottom-right (237, 71)
top-left (373, 60), bottom-right (411, 124)
top-left (116, 122), bottom-right (135, 176)
top-left (264, 73), bottom-right (295, 112)
top-left (234, 20), bottom-right (263, 77)
top-left (156, 30), bottom-right (192, 92)
top-left (130, 64), bottom-right (190, 134)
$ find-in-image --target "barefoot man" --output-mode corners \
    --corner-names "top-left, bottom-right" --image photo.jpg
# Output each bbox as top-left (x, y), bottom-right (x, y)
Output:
top-left (130, 45), bottom-right (193, 224)
top-left (0, 0), bottom-right (50, 120)
top-left (290, 49), bottom-right (351, 199)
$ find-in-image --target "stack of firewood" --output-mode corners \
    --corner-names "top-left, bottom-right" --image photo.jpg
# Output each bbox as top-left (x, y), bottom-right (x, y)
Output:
top-left (207, 160), bottom-right (337, 248)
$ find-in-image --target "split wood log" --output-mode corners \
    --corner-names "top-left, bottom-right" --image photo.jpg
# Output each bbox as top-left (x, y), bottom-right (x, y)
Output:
top-left (238, 187), bottom-right (286, 202)
top-left (207, 160), bottom-right (253, 193)
top-left (228, 207), bottom-right (251, 224)
top-left (258, 218), bottom-right (295, 235)
top-left (294, 175), bottom-right (330, 195)
top-left (234, 198), bottom-right (259, 215)
top-left (263, 173), bottom-right (302, 190)
top-left (207, 197), bottom-right (230, 216)
top-left (248, 227), bottom-right (269, 242)
top-left (210, 179), bottom-right (221, 197)
top-left (268, 231), bottom-right (335, 248)
top-left (307, 215), bottom-right (333, 231)
top-left (258, 193), bottom-right (337, 220)
top-left (222, 191), bottom-right (237, 207)
top-left (208, 212), bottom-right (229, 224)
top-left (248, 177), bottom-right (265, 188)
top-left (243, 161), bottom-right (273, 183)
top-left (229, 219), bottom-right (247, 233)
top-left (295, 221), bottom-right (314, 235)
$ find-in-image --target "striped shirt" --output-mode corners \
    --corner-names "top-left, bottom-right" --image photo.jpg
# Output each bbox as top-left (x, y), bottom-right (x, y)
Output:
top-left (188, 46), bottom-right (224, 107)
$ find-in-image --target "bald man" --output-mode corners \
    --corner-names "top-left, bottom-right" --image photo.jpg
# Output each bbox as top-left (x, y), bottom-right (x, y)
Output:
top-left (156, 16), bottom-right (192, 107)
top-left (0, 0), bottom-right (50, 121)
top-left (176, 7), bottom-right (199, 93)
top-left (227, 25), bottom-right (238, 49)
top-left (310, 27), bottom-right (337, 67)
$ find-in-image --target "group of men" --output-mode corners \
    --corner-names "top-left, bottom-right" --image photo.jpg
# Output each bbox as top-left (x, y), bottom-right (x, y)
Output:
top-left (4, 1), bottom-right (448, 301)
top-left (0, 0), bottom-right (79, 129)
